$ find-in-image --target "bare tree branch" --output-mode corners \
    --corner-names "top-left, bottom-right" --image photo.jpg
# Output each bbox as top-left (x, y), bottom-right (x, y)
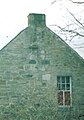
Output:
top-left (66, 8), bottom-right (84, 29)
top-left (50, 24), bottom-right (84, 38)
top-left (51, 0), bottom-right (84, 4)
top-left (50, 0), bottom-right (84, 52)
top-left (62, 29), bottom-right (84, 38)
top-left (51, 0), bottom-right (56, 5)
top-left (69, 0), bottom-right (84, 4)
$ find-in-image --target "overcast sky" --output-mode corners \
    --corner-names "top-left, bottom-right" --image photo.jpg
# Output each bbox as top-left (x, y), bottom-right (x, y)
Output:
top-left (0, 0), bottom-right (84, 58)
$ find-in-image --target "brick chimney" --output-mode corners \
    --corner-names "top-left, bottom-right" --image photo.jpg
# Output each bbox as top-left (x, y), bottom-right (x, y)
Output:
top-left (28, 13), bottom-right (46, 27)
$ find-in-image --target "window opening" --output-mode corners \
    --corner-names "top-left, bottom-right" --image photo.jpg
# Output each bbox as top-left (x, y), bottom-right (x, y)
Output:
top-left (57, 76), bottom-right (71, 106)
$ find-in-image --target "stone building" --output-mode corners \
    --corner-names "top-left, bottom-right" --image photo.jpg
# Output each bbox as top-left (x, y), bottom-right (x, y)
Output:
top-left (0, 13), bottom-right (84, 120)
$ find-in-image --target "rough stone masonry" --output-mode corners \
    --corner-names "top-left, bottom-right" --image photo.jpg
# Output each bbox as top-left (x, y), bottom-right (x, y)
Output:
top-left (0, 13), bottom-right (84, 120)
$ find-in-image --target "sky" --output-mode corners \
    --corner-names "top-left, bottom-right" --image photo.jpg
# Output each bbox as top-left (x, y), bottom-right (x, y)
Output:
top-left (0, 0), bottom-right (84, 58)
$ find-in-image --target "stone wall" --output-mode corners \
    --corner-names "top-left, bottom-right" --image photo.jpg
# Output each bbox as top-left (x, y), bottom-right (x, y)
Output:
top-left (0, 14), bottom-right (84, 119)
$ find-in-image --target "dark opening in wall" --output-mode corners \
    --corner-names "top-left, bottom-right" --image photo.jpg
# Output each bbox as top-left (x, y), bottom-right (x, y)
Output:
top-left (29, 45), bottom-right (38, 50)
top-left (29, 60), bottom-right (36, 64)
top-left (42, 82), bottom-right (46, 86)
top-left (34, 103), bottom-right (40, 107)
top-left (27, 75), bottom-right (33, 77)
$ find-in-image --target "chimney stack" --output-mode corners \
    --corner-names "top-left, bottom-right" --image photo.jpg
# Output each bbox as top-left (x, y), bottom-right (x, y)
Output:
top-left (28, 13), bottom-right (46, 27)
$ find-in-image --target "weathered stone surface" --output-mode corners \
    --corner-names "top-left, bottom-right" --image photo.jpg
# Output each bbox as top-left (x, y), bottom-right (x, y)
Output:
top-left (0, 13), bottom-right (84, 119)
